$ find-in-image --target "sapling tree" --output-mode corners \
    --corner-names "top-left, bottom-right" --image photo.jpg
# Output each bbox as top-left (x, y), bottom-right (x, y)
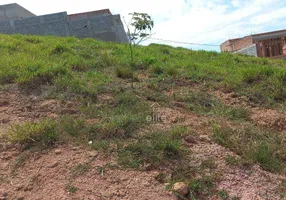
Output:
top-left (124, 12), bottom-right (154, 62)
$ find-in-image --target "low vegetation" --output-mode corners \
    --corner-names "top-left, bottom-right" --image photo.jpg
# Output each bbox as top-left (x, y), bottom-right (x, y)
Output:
top-left (213, 123), bottom-right (286, 173)
top-left (1, 34), bottom-right (286, 199)
top-left (1, 34), bottom-right (286, 108)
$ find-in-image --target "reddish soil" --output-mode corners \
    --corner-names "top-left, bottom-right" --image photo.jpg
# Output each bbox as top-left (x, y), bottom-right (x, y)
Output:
top-left (1, 87), bottom-right (286, 200)
top-left (0, 145), bottom-right (174, 200)
top-left (0, 87), bottom-right (78, 134)
top-left (213, 90), bottom-right (286, 132)
top-left (0, 88), bottom-right (175, 200)
top-left (154, 105), bottom-right (286, 199)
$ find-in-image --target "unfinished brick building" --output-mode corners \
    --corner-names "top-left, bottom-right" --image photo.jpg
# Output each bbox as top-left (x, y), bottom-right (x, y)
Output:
top-left (221, 29), bottom-right (286, 58)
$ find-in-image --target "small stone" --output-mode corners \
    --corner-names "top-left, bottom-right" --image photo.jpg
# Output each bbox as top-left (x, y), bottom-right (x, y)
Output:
top-left (48, 162), bottom-right (59, 168)
top-left (17, 197), bottom-right (24, 200)
top-left (88, 151), bottom-right (98, 157)
top-left (2, 162), bottom-right (9, 170)
top-left (199, 135), bottom-right (211, 142)
top-left (0, 100), bottom-right (9, 107)
top-left (72, 147), bottom-right (79, 151)
top-left (66, 102), bottom-right (74, 108)
top-left (1, 118), bottom-right (10, 124)
top-left (3, 155), bottom-right (12, 160)
top-left (15, 185), bottom-right (23, 191)
top-left (24, 185), bottom-right (33, 191)
top-left (184, 136), bottom-right (197, 144)
top-left (173, 182), bottom-right (189, 196)
top-left (0, 190), bottom-right (8, 200)
top-left (61, 109), bottom-right (77, 115)
top-left (54, 149), bottom-right (62, 155)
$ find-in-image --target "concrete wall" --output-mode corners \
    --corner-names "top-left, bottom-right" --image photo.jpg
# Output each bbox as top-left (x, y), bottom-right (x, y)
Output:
top-left (0, 3), bottom-right (35, 21)
top-left (0, 9), bottom-right (128, 43)
top-left (235, 44), bottom-right (258, 57)
top-left (68, 9), bottom-right (111, 21)
top-left (0, 12), bottom-right (69, 36)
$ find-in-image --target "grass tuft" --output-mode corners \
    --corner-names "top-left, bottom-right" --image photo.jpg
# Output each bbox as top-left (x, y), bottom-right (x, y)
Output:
top-left (212, 123), bottom-right (285, 173)
top-left (115, 66), bottom-right (134, 79)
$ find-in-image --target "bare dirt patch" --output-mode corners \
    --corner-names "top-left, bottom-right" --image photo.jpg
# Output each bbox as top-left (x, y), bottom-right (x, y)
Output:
top-left (251, 108), bottom-right (286, 132)
top-left (191, 141), bottom-right (285, 200)
top-left (0, 145), bottom-right (174, 200)
top-left (213, 90), bottom-right (286, 132)
top-left (0, 87), bottom-right (78, 134)
top-left (157, 105), bottom-right (286, 200)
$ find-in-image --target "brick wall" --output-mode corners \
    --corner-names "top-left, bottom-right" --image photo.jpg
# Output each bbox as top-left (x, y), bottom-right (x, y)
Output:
top-left (220, 40), bottom-right (232, 52)
top-left (283, 44), bottom-right (286, 55)
top-left (221, 37), bottom-right (253, 52)
top-left (232, 36), bottom-right (253, 51)
top-left (220, 38), bottom-right (242, 52)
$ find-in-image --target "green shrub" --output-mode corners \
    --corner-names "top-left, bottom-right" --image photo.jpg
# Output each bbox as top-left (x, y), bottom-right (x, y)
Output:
top-left (115, 66), bottom-right (134, 79)
top-left (8, 120), bottom-right (57, 147)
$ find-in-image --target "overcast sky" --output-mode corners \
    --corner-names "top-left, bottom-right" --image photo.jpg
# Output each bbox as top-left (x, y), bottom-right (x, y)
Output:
top-left (2, 0), bottom-right (286, 51)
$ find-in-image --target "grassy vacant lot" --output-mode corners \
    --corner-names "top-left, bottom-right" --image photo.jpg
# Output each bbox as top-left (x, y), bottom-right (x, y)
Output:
top-left (1, 34), bottom-right (286, 199)
top-left (1, 34), bottom-right (286, 108)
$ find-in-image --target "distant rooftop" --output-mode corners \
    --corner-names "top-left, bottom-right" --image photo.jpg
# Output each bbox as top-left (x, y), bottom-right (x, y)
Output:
top-left (224, 29), bottom-right (286, 44)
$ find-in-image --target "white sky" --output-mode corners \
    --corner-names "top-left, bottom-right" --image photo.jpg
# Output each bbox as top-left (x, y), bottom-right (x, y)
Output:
top-left (1, 0), bottom-right (286, 51)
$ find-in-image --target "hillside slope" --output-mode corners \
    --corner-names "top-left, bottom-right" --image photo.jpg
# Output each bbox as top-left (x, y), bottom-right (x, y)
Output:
top-left (1, 34), bottom-right (286, 200)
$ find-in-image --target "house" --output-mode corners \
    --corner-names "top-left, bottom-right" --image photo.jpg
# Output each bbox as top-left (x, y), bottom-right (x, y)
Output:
top-left (0, 3), bottom-right (128, 43)
top-left (220, 29), bottom-right (286, 58)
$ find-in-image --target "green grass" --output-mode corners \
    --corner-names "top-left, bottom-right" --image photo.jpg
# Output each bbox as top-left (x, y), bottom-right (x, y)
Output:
top-left (70, 163), bottom-right (91, 177)
top-left (173, 89), bottom-right (251, 120)
top-left (0, 34), bottom-right (285, 107)
top-left (1, 34), bottom-right (286, 197)
top-left (65, 184), bottom-right (78, 193)
top-left (11, 154), bottom-right (28, 175)
top-left (217, 190), bottom-right (229, 200)
top-left (118, 129), bottom-right (186, 168)
top-left (115, 66), bottom-right (135, 79)
top-left (7, 117), bottom-right (85, 149)
top-left (225, 155), bottom-right (240, 166)
top-left (213, 123), bottom-right (286, 173)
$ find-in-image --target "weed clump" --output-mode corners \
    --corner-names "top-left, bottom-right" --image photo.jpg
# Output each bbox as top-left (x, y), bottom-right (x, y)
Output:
top-left (115, 66), bottom-right (134, 79)
top-left (212, 123), bottom-right (285, 173)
